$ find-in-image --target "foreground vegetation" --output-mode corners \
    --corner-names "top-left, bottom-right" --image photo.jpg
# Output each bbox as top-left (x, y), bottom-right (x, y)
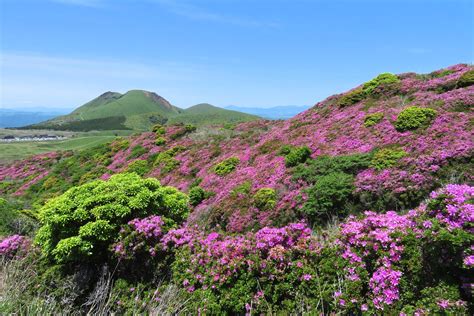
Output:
top-left (0, 64), bottom-right (473, 314)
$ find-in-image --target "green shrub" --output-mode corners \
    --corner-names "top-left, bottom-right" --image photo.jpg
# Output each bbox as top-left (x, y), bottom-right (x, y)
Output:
top-left (128, 145), bottom-right (147, 159)
top-left (213, 157), bottom-right (240, 176)
top-left (394, 106), bottom-right (437, 132)
top-left (293, 153), bottom-right (372, 183)
top-left (125, 160), bottom-right (150, 176)
top-left (370, 148), bottom-right (407, 170)
top-left (111, 138), bottom-right (130, 152)
top-left (301, 172), bottom-right (355, 223)
top-left (253, 188), bottom-right (277, 210)
top-left (188, 186), bottom-right (214, 206)
top-left (153, 146), bottom-right (186, 173)
top-left (363, 112), bottom-right (384, 127)
top-left (362, 73), bottom-right (400, 95)
top-left (457, 69), bottom-right (474, 88)
top-left (152, 124), bottom-right (166, 135)
top-left (0, 198), bottom-right (37, 236)
top-left (284, 146), bottom-right (311, 167)
top-left (230, 181), bottom-right (252, 197)
top-left (155, 137), bottom-right (166, 146)
top-left (35, 173), bottom-right (189, 264)
top-left (337, 88), bottom-right (366, 107)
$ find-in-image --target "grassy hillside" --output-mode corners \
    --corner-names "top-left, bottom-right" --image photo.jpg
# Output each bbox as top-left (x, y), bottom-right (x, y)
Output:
top-left (26, 90), bottom-right (182, 131)
top-left (25, 92), bottom-right (259, 131)
top-left (0, 130), bottom-right (134, 162)
top-left (167, 103), bottom-right (260, 126)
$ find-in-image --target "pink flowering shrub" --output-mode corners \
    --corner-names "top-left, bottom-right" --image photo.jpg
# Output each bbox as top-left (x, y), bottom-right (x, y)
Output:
top-left (167, 223), bottom-right (335, 313)
top-left (335, 184), bottom-right (473, 314)
top-left (0, 234), bottom-right (31, 258)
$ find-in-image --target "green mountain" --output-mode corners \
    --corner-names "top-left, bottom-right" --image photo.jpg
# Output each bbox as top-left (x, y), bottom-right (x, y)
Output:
top-left (167, 103), bottom-right (260, 126)
top-left (25, 92), bottom-right (259, 131)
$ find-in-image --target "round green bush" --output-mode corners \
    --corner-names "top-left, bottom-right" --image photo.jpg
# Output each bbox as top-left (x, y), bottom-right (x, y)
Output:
top-left (457, 69), bottom-right (474, 88)
top-left (284, 146), bottom-right (311, 167)
top-left (213, 157), bottom-right (240, 176)
top-left (370, 148), bottom-right (407, 170)
top-left (363, 112), bottom-right (384, 127)
top-left (362, 73), bottom-right (400, 95)
top-left (188, 186), bottom-right (213, 206)
top-left (151, 124), bottom-right (166, 135)
top-left (155, 136), bottom-right (166, 146)
top-left (35, 173), bottom-right (189, 264)
top-left (394, 106), bottom-right (437, 132)
top-left (302, 172), bottom-right (355, 223)
top-left (337, 88), bottom-right (366, 107)
top-left (253, 188), bottom-right (277, 210)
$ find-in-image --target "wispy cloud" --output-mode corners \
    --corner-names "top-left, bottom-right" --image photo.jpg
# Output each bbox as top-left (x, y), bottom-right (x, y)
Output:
top-left (0, 52), bottom-right (205, 108)
top-left (151, 0), bottom-right (279, 28)
top-left (50, 0), bottom-right (105, 7)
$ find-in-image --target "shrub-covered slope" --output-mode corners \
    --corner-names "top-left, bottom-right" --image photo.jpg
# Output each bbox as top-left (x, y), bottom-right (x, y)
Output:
top-left (2, 64), bottom-right (473, 228)
top-left (1, 64), bottom-right (473, 314)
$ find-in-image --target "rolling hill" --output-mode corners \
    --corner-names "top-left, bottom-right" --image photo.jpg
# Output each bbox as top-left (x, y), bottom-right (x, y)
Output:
top-left (23, 91), bottom-right (260, 131)
top-left (166, 103), bottom-right (260, 126)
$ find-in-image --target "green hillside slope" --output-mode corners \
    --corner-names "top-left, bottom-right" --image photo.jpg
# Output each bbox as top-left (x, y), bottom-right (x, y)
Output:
top-left (167, 103), bottom-right (260, 126)
top-left (26, 90), bottom-right (182, 131)
top-left (24, 95), bottom-right (260, 131)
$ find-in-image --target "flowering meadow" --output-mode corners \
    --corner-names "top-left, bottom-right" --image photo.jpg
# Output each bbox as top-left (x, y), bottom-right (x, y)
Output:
top-left (0, 64), bottom-right (472, 314)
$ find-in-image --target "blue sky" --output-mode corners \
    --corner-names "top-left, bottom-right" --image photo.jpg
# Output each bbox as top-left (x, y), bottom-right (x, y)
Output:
top-left (1, 0), bottom-right (472, 110)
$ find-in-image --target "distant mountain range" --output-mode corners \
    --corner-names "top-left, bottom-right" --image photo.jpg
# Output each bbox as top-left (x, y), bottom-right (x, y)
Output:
top-left (225, 105), bottom-right (311, 119)
top-left (21, 90), bottom-right (260, 131)
top-left (0, 108), bottom-right (69, 128)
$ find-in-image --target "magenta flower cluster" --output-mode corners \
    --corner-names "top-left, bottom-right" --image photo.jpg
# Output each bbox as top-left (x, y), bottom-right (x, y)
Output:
top-left (113, 215), bottom-right (166, 258)
top-left (0, 234), bottom-right (31, 258)
top-left (428, 184), bottom-right (474, 231)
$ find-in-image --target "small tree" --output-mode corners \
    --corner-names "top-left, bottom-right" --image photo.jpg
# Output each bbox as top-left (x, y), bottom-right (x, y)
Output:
top-left (35, 173), bottom-right (189, 264)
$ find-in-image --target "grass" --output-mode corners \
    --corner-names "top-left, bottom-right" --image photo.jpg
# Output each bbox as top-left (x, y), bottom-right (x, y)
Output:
top-left (0, 134), bottom-right (121, 162)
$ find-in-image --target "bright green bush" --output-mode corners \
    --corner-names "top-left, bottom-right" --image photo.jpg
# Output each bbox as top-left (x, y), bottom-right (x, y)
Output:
top-left (155, 136), bottom-right (166, 146)
top-left (394, 106), bottom-right (437, 132)
top-left (153, 146), bottom-right (186, 173)
top-left (284, 146), bottom-right (311, 167)
top-left (301, 172), bottom-right (355, 222)
top-left (128, 145), bottom-right (147, 159)
top-left (213, 157), bottom-right (240, 176)
top-left (457, 69), bottom-right (474, 88)
top-left (363, 112), bottom-right (384, 127)
top-left (370, 148), bottom-right (407, 170)
top-left (362, 73), bottom-right (400, 95)
top-left (125, 160), bottom-right (150, 176)
top-left (253, 188), bottom-right (277, 210)
top-left (337, 88), bottom-right (366, 107)
top-left (152, 124), bottom-right (166, 135)
top-left (35, 173), bottom-right (189, 264)
top-left (188, 186), bottom-right (213, 206)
